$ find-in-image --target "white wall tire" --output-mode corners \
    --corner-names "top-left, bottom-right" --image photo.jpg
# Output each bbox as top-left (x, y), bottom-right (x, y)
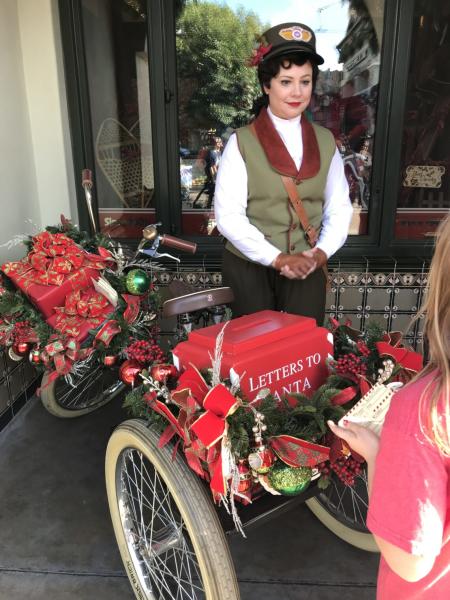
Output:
top-left (40, 364), bottom-right (124, 418)
top-left (306, 468), bottom-right (379, 553)
top-left (105, 420), bottom-right (240, 600)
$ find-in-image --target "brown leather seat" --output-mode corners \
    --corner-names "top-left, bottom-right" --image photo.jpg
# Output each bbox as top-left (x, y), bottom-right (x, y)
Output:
top-left (162, 286), bottom-right (234, 318)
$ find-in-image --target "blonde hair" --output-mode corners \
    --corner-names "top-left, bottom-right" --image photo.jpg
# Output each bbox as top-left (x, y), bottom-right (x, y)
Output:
top-left (418, 213), bottom-right (450, 455)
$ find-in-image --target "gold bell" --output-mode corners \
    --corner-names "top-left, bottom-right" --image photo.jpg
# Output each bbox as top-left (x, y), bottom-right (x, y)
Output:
top-left (142, 225), bottom-right (158, 241)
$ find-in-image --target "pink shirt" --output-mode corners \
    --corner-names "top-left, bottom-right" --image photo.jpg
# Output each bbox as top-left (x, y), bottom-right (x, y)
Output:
top-left (367, 371), bottom-right (450, 599)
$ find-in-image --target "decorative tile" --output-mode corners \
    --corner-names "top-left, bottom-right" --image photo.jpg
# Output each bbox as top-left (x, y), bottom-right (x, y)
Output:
top-left (365, 288), bottom-right (391, 311)
top-left (336, 287), bottom-right (364, 312)
top-left (393, 288), bottom-right (420, 312)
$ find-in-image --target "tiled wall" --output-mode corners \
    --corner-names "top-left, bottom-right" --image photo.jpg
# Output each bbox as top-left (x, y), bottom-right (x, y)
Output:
top-left (325, 260), bottom-right (428, 352)
top-left (0, 259), bottom-right (429, 432)
top-left (151, 258), bottom-right (429, 352)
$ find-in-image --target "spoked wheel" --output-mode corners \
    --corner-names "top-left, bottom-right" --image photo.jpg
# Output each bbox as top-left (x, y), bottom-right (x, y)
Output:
top-left (306, 467), bottom-right (379, 552)
top-left (105, 420), bottom-right (240, 600)
top-left (40, 362), bottom-right (124, 418)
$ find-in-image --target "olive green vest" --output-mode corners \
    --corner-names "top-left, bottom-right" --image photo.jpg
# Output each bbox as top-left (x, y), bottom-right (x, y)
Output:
top-left (226, 122), bottom-right (336, 261)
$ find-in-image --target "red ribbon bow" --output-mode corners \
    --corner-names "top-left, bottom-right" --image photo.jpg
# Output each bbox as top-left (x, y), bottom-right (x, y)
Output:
top-left (376, 336), bottom-right (423, 375)
top-left (53, 288), bottom-right (110, 338)
top-left (2, 232), bottom-right (113, 288)
top-left (146, 366), bottom-right (240, 495)
top-left (270, 435), bottom-right (330, 468)
top-left (39, 337), bottom-right (94, 390)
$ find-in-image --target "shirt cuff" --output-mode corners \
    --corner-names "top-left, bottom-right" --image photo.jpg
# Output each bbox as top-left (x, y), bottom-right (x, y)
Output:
top-left (314, 242), bottom-right (331, 259)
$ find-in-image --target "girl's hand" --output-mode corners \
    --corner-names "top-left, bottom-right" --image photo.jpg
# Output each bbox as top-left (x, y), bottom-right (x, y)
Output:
top-left (327, 420), bottom-right (380, 463)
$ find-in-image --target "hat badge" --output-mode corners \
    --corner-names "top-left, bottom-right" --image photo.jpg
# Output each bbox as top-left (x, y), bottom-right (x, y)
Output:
top-left (279, 26), bottom-right (312, 43)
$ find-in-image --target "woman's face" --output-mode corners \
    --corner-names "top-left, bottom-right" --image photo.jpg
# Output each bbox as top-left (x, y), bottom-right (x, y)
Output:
top-left (264, 61), bottom-right (313, 120)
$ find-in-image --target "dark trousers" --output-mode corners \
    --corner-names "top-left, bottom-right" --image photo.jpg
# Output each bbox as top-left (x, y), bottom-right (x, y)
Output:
top-left (222, 249), bottom-right (326, 325)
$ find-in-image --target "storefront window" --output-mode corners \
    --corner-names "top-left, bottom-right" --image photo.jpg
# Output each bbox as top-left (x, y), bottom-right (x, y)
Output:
top-left (81, 0), bottom-right (155, 238)
top-left (395, 0), bottom-right (450, 240)
top-left (176, 0), bottom-right (385, 237)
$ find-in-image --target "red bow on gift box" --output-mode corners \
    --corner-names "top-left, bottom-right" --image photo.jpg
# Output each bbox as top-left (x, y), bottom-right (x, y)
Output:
top-left (2, 231), bottom-right (113, 288)
top-left (53, 288), bottom-right (110, 338)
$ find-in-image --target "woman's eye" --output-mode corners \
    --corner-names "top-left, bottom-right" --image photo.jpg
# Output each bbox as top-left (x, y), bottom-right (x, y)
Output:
top-left (280, 80), bottom-right (291, 86)
top-left (302, 80), bottom-right (311, 86)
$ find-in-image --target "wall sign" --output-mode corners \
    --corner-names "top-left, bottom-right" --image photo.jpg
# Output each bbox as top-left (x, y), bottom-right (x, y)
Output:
top-left (403, 165), bottom-right (445, 188)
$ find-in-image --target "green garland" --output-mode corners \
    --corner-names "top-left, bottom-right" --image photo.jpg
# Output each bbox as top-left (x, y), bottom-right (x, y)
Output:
top-left (122, 368), bottom-right (353, 460)
top-left (122, 320), bottom-right (403, 462)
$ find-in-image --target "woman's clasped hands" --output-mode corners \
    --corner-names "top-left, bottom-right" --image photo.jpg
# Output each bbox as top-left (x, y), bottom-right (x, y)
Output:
top-left (272, 247), bottom-right (327, 279)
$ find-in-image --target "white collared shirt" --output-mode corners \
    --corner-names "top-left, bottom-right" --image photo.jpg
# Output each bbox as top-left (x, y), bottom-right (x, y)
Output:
top-left (214, 106), bottom-right (352, 266)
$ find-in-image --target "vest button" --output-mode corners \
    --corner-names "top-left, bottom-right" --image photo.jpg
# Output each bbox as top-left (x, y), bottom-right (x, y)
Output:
top-left (290, 224), bottom-right (297, 231)
top-left (290, 244), bottom-right (296, 251)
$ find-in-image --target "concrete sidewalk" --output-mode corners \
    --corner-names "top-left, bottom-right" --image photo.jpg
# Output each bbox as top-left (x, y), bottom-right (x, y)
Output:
top-left (0, 396), bottom-right (378, 599)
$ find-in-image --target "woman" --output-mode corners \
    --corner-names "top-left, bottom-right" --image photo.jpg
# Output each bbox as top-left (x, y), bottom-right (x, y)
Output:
top-left (329, 214), bottom-right (450, 598)
top-left (214, 22), bottom-right (352, 324)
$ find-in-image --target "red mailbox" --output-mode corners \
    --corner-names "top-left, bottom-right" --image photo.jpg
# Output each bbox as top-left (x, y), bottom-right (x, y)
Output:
top-left (172, 310), bottom-right (333, 401)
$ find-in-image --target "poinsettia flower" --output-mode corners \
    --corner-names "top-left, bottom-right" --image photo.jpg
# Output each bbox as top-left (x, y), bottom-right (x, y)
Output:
top-left (248, 42), bottom-right (273, 66)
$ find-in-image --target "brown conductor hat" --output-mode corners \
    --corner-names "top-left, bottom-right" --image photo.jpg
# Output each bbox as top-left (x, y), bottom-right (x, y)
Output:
top-left (251, 22), bottom-right (324, 66)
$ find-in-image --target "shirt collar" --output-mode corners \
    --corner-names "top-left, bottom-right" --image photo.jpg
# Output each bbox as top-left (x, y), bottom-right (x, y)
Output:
top-left (267, 106), bottom-right (301, 131)
top-left (252, 107), bottom-right (320, 180)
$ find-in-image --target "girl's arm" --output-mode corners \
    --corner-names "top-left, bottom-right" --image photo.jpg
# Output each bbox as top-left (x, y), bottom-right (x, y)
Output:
top-left (328, 420), bottom-right (438, 582)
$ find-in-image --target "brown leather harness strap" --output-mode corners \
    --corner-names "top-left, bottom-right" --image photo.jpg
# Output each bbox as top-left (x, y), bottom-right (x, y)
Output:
top-left (279, 175), bottom-right (318, 248)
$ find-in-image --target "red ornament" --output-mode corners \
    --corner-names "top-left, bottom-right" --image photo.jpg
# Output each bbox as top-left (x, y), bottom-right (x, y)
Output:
top-left (29, 349), bottom-right (41, 365)
top-left (119, 360), bottom-right (142, 386)
top-left (237, 461), bottom-right (252, 493)
top-left (103, 355), bottom-right (117, 367)
top-left (13, 341), bottom-right (31, 357)
top-left (8, 346), bottom-right (24, 362)
top-left (150, 364), bottom-right (179, 382)
top-left (248, 446), bottom-right (275, 474)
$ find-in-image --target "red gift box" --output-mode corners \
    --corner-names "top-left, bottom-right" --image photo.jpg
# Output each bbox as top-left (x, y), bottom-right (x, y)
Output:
top-left (1, 231), bottom-right (112, 319)
top-left (46, 287), bottom-right (114, 343)
top-left (3, 264), bottom-right (101, 319)
top-left (172, 310), bottom-right (333, 401)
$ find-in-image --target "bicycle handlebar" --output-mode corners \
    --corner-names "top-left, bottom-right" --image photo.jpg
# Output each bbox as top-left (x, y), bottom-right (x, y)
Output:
top-left (159, 234), bottom-right (197, 254)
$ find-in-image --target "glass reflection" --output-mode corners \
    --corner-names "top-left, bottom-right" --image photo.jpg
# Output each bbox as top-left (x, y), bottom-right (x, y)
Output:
top-left (176, 0), bottom-right (384, 237)
top-left (82, 0), bottom-right (155, 238)
top-left (395, 0), bottom-right (450, 239)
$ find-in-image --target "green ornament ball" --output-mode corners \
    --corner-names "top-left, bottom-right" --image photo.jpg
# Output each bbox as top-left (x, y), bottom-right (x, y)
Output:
top-left (267, 461), bottom-right (312, 496)
top-left (125, 269), bottom-right (151, 295)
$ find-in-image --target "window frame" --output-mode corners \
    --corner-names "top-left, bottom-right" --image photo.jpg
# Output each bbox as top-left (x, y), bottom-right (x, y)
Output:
top-left (59, 0), bottom-right (434, 262)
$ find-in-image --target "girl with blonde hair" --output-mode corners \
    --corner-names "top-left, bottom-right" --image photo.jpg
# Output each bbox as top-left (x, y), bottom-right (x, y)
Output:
top-left (329, 214), bottom-right (450, 598)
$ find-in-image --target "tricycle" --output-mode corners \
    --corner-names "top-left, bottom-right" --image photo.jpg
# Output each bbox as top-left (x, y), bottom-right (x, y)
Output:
top-left (104, 305), bottom-right (419, 599)
top-left (0, 171), bottom-right (422, 600)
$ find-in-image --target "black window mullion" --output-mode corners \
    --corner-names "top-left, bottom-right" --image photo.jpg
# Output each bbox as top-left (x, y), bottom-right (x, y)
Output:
top-left (58, 0), bottom-right (98, 234)
top-left (339, 0), bottom-right (402, 256)
top-left (379, 0), bottom-right (415, 251)
top-left (147, 0), bottom-right (171, 230)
